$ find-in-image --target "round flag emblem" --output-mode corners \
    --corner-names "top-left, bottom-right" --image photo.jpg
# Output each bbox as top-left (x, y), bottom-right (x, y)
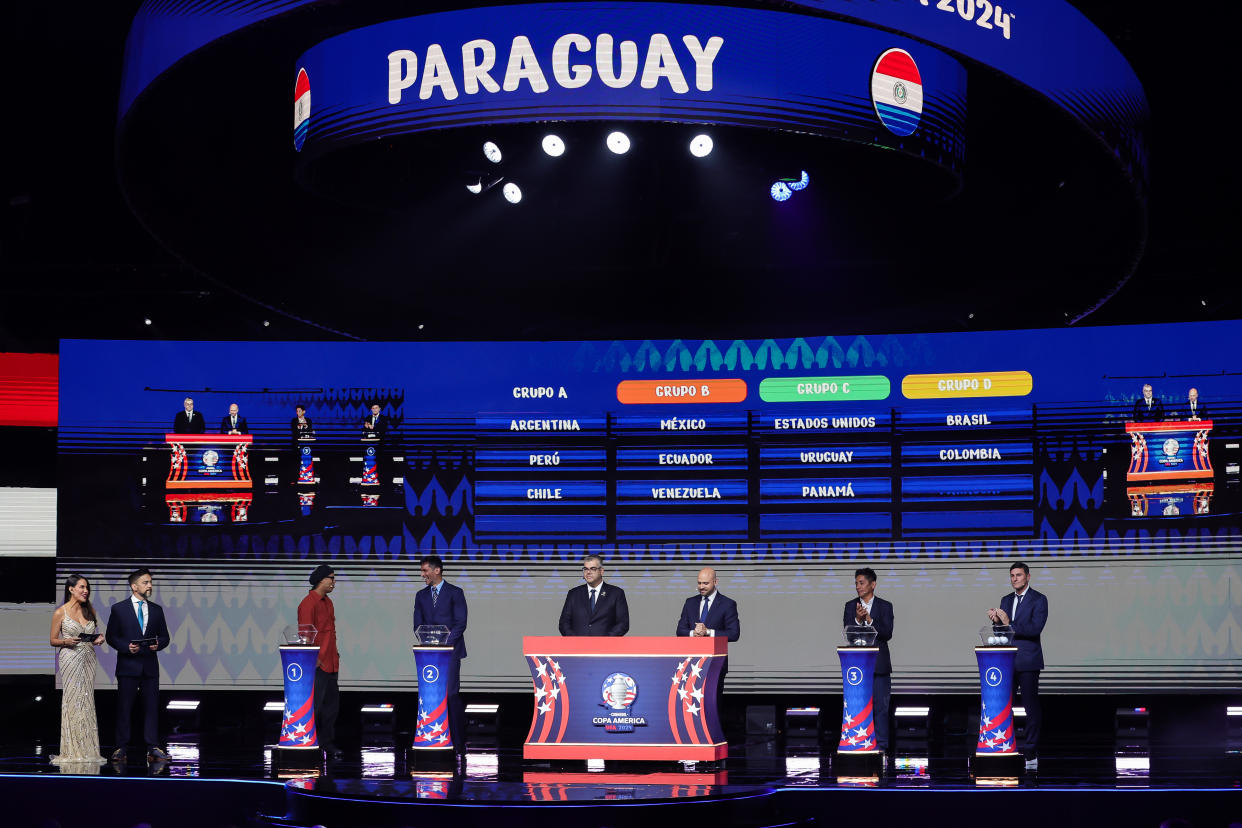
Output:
top-left (871, 48), bottom-right (923, 137)
top-left (293, 68), bottom-right (311, 151)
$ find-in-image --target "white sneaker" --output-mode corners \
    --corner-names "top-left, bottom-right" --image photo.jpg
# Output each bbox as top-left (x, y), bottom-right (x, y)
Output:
top-left (1024, 757), bottom-right (1038, 769)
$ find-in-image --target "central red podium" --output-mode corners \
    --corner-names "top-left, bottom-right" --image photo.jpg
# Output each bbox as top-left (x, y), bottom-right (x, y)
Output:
top-left (522, 636), bottom-right (728, 761)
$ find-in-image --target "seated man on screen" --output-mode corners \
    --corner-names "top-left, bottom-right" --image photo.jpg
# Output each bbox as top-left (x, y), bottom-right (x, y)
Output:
top-left (220, 403), bottom-right (249, 435)
top-left (173, 397), bottom-right (206, 434)
top-left (362, 403), bottom-right (389, 439)
top-left (1185, 387), bottom-right (1207, 421)
top-left (1131, 384), bottom-right (1164, 422)
top-left (290, 405), bottom-right (314, 440)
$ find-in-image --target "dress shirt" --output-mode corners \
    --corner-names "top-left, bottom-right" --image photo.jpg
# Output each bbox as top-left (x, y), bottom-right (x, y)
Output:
top-left (297, 590), bottom-right (339, 672)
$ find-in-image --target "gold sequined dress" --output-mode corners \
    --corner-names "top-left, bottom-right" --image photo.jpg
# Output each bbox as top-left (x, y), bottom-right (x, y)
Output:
top-left (50, 616), bottom-right (106, 766)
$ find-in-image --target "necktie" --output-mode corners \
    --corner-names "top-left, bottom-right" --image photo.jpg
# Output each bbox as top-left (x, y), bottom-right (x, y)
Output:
top-left (699, 597), bottom-right (709, 623)
top-left (232, 417), bottom-right (237, 427)
top-left (590, 588), bottom-right (597, 612)
top-left (1013, 593), bottom-right (1022, 619)
top-left (138, 600), bottom-right (146, 633)
top-left (432, 586), bottom-right (439, 608)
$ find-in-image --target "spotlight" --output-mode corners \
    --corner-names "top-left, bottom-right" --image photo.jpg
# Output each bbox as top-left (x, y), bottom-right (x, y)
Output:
top-left (770, 181), bottom-right (792, 202)
top-left (418, 324), bottom-right (425, 330)
top-left (263, 320), bottom-right (270, 327)
top-left (143, 317), bottom-right (152, 326)
top-left (482, 141), bottom-right (502, 163)
top-left (606, 131), bottom-right (630, 154)
top-left (502, 182), bottom-right (522, 204)
top-left (541, 134), bottom-right (565, 157)
top-left (466, 179), bottom-right (483, 194)
top-left (789, 170), bottom-right (810, 191)
top-left (689, 134), bottom-right (713, 157)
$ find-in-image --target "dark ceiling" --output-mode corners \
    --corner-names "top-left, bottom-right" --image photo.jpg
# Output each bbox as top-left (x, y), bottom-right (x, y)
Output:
top-left (0, 2), bottom-right (1234, 349)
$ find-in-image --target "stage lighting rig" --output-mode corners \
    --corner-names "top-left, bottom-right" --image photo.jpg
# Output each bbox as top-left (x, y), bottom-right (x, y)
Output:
top-left (689, 134), bottom-right (713, 157)
top-left (541, 134), bottom-right (565, 157)
top-left (606, 131), bottom-right (630, 154)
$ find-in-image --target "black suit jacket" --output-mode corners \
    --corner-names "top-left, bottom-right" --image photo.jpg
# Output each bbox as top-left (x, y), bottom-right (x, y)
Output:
top-left (173, 410), bottom-right (206, 434)
top-left (1132, 397), bottom-right (1164, 422)
top-left (363, 414), bottom-right (390, 438)
top-left (413, 581), bottom-right (468, 660)
top-left (676, 592), bottom-right (740, 642)
top-left (1001, 588), bottom-right (1048, 672)
top-left (105, 598), bottom-right (171, 679)
top-left (843, 596), bottom-right (895, 675)
top-left (1185, 402), bottom-right (1208, 421)
top-left (291, 416), bottom-right (314, 440)
top-left (559, 583), bottom-right (629, 636)
top-left (219, 415), bottom-right (250, 434)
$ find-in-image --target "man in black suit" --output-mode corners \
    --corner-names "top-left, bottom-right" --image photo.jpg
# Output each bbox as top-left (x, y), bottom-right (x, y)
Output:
top-left (413, 555), bottom-right (468, 760)
top-left (172, 397), bottom-right (205, 434)
top-left (559, 555), bottom-right (628, 636)
top-left (1185, 387), bottom-right (1208, 421)
top-left (219, 403), bottom-right (249, 434)
top-left (843, 567), bottom-right (894, 757)
top-left (1132, 383), bottom-right (1164, 422)
top-left (988, 561), bottom-right (1048, 768)
top-left (362, 403), bottom-right (389, 438)
top-left (105, 568), bottom-right (171, 763)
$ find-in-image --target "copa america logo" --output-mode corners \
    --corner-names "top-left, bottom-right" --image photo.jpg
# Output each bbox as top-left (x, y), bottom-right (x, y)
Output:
top-left (1162, 438), bottom-right (1180, 457)
top-left (202, 450), bottom-right (219, 467)
top-left (594, 672), bottom-right (646, 731)
top-left (601, 672), bottom-right (637, 710)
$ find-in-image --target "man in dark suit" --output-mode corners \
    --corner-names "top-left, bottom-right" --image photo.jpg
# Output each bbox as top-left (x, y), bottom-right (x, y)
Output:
top-left (988, 561), bottom-right (1048, 768)
top-left (559, 555), bottom-right (628, 636)
top-left (676, 567), bottom-right (740, 717)
top-left (219, 403), bottom-right (249, 434)
top-left (676, 567), bottom-right (740, 641)
top-left (362, 403), bottom-right (389, 438)
top-left (1132, 383), bottom-right (1164, 422)
top-left (413, 554), bottom-right (468, 761)
top-left (1185, 387), bottom-right (1208, 421)
top-left (843, 567), bottom-right (894, 757)
top-left (105, 568), bottom-right (171, 763)
top-left (172, 397), bottom-right (205, 434)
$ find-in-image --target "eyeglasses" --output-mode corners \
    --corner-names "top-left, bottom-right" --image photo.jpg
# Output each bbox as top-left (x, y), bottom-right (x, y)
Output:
top-left (581, 566), bottom-right (601, 572)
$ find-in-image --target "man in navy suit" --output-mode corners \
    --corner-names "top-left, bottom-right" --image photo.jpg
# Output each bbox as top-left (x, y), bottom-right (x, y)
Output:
top-left (843, 567), bottom-right (895, 756)
top-left (172, 397), bottom-right (205, 434)
top-left (219, 403), bottom-right (249, 434)
top-left (1185, 387), bottom-right (1208, 421)
top-left (988, 561), bottom-right (1048, 767)
top-left (559, 555), bottom-right (628, 636)
top-left (105, 568), bottom-right (171, 763)
top-left (676, 567), bottom-right (740, 641)
top-left (413, 555), bottom-right (468, 760)
top-left (676, 567), bottom-right (740, 716)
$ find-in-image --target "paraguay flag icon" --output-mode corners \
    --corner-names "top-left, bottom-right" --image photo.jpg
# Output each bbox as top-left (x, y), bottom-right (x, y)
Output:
top-left (871, 48), bottom-right (922, 137)
top-left (293, 68), bottom-right (311, 151)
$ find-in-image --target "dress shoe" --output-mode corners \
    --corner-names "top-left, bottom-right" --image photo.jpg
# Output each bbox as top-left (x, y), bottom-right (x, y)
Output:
top-left (110, 748), bottom-right (126, 762)
top-left (1024, 757), bottom-right (1038, 770)
top-left (147, 746), bottom-right (170, 762)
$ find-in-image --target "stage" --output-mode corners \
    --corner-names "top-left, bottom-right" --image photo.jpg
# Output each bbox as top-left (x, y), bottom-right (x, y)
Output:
top-left (3, 727), bottom-right (1239, 828)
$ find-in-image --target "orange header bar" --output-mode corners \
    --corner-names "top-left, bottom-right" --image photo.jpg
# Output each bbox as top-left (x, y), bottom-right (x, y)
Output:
top-left (616, 379), bottom-right (747, 405)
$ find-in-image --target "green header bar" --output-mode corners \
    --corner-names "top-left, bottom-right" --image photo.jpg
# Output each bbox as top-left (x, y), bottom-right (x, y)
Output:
top-left (759, 375), bottom-right (891, 402)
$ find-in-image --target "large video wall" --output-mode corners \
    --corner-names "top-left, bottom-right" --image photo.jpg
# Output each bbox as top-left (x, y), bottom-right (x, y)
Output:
top-left (55, 322), bottom-right (1242, 692)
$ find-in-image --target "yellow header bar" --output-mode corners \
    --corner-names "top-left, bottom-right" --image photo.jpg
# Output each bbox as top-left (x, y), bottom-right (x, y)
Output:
top-left (901, 371), bottom-right (1033, 399)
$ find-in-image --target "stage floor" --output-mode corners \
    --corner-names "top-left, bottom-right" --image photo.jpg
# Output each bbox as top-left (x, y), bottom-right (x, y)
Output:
top-left (3, 734), bottom-right (1241, 828)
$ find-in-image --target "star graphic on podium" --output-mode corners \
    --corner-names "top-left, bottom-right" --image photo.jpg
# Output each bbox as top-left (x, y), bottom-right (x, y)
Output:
top-left (690, 663), bottom-right (702, 678)
top-left (685, 703), bottom-right (700, 716)
top-left (538, 702), bottom-right (552, 714)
